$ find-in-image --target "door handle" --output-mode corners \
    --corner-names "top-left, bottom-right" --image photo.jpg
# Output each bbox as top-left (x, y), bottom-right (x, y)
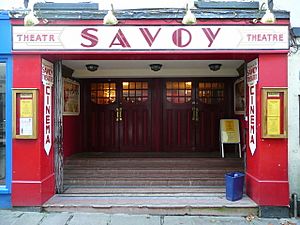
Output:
top-left (195, 108), bottom-right (199, 122)
top-left (115, 108), bottom-right (119, 122)
top-left (119, 107), bottom-right (123, 121)
top-left (192, 106), bottom-right (196, 121)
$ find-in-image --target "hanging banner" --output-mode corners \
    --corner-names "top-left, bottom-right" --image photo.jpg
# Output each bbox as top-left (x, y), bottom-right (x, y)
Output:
top-left (247, 59), bottom-right (259, 156)
top-left (42, 59), bottom-right (54, 155)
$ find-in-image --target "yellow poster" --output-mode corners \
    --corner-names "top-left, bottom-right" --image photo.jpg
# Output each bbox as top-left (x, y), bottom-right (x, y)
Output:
top-left (20, 99), bottom-right (33, 118)
top-left (266, 99), bottom-right (281, 135)
top-left (224, 120), bottom-right (235, 132)
top-left (267, 99), bottom-right (280, 116)
top-left (267, 117), bottom-right (280, 135)
top-left (220, 119), bottom-right (240, 143)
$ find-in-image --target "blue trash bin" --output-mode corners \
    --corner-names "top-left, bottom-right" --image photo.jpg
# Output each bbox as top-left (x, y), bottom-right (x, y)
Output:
top-left (225, 172), bottom-right (245, 201)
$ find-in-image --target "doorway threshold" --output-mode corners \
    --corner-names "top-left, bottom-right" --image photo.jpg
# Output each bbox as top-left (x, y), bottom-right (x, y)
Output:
top-left (43, 191), bottom-right (258, 216)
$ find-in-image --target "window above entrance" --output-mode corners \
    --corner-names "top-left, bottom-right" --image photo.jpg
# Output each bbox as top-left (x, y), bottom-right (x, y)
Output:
top-left (198, 82), bottom-right (224, 104)
top-left (91, 82), bottom-right (116, 105)
top-left (122, 82), bottom-right (148, 103)
top-left (166, 81), bottom-right (192, 104)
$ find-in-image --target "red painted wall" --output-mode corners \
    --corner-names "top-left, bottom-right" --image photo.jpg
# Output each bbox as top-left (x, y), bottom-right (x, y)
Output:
top-left (63, 116), bottom-right (81, 158)
top-left (12, 55), bottom-right (55, 206)
top-left (246, 54), bottom-right (289, 206)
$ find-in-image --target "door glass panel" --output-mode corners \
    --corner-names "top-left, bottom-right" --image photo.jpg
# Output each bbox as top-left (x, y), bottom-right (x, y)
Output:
top-left (166, 81), bottom-right (192, 104)
top-left (198, 82), bottom-right (224, 104)
top-left (122, 81), bottom-right (148, 103)
top-left (91, 82), bottom-right (116, 104)
top-left (0, 62), bottom-right (6, 185)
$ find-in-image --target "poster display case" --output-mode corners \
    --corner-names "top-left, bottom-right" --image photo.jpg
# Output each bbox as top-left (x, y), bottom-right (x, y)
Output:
top-left (12, 89), bottom-right (38, 139)
top-left (261, 88), bottom-right (288, 138)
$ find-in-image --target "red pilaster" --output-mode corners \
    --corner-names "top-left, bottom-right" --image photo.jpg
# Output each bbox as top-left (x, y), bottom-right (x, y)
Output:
top-left (246, 54), bottom-right (289, 206)
top-left (12, 55), bottom-right (55, 206)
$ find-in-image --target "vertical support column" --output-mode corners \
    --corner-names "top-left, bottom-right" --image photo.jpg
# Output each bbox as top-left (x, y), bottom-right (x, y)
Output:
top-left (12, 55), bottom-right (55, 206)
top-left (246, 54), bottom-right (289, 207)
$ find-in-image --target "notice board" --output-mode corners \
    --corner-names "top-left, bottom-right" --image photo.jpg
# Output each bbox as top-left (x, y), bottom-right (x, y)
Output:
top-left (220, 119), bottom-right (240, 144)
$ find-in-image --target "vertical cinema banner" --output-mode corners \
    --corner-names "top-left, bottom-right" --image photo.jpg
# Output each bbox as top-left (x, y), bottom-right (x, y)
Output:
top-left (247, 59), bottom-right (259, 156)
top-left (42, 59), bottom-right (54, 155)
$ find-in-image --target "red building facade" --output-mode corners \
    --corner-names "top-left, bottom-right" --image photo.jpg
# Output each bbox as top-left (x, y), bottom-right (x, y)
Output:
top-left (7, 2), bottom-right (290, 215)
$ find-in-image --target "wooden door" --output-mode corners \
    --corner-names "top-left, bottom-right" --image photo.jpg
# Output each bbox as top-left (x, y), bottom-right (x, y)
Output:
top-left (90, 82), bottom-right (119, 151)
top-left (163, 80), bottom-right (195, 151)
top-left (163, 79), bottom-right (228, 152)
top-left (88, 80), bottom-right (151, 152)
top-left (195, 81), bottom-right (226, 152)
top-left (119, 81), bottom-right (151, 151)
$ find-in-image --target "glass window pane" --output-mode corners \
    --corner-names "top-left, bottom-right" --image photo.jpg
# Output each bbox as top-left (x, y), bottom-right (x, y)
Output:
top-left (136, 82), bottom-right (141, 89)
top-left (123, 90), bottom-right (128, 97)
top-left (166, 82), bottom-right (172, 89)
top-left (142, 82), bottom-right (148, 89)
top-left (0, 63), bottom-right (6, 186)
top-left (178, 90), bottom-right (185, 97)
top-left (122, 82), bottom-right (148, 103)
top-left (198, 82), bottom-right (224, 104)
top-left (166, 81), bottom-right (192, 104)
top-left (129, 90), bottom-right (135, 97)
top-left (129, 82), bottom-right (135, 89)
top-left (186, 90), bottom-right (192, 96)
top-left (142, 90), bottom-right (148, 97)
top-left (172, 82), bottom-right (179, 89)
top-left (104, 83), bottom-right (109, 89)
top-left (91, 82), bottom-right (116, 105)
top-left (185, 82), bottom-right (192, 89)
top-left (178, 82), bottom-right (185, 89)
top-left (136, 90), bottom-right (142, 97)
top-left (122, 82), bottom-right (129, 89)
top-left (186, 97), bottom-right (191, 102)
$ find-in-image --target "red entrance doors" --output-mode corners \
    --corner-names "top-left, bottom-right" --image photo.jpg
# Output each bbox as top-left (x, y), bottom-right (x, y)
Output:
top-left (86, 79), bottom-right (230, 152)
top-left (163, 80), bottom-right (226, 152)
top-left (89, 80), bottom-right (151, 152)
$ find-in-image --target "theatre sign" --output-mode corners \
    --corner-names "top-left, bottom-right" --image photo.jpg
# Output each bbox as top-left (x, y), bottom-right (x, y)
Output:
top-left (12, 25), bottom-right (289, 51)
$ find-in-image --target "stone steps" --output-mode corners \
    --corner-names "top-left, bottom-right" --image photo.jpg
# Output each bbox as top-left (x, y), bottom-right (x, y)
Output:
top-left (47, 153), bottom-right (256, 216)
top-left (63, 156), bottom-right (243, 188)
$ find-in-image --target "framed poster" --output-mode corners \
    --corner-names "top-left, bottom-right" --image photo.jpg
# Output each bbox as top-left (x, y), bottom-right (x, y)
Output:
top-left (261, 88), bottom-right (287, 138)
top-left (63, 78), bottom-right (80, 115)
top-left (12, 89), bottom-right (38, 139)
top-left (234, 78), bottom-right (245, 115)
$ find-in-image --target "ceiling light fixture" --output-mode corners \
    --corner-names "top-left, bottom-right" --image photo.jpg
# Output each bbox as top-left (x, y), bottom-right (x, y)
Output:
top-left (208, 63), bottom-right (222, 71)
top-left (86, 64), bottom-right (99, 72)
top-left (149, 64), bottom-right (162, 72)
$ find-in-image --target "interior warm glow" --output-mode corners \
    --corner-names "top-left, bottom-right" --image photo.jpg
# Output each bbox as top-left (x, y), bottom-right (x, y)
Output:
top-left (185, 82), bottom-right (192, 88)
top-left (123, 82), bottom-right (129, 88)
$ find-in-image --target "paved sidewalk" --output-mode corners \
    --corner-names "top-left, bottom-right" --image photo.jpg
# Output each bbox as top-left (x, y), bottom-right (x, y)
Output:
top-left (0, 210), bottom-right (299, 225)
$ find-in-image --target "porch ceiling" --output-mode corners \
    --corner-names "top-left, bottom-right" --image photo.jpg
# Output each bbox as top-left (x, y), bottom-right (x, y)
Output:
top-left (62, 60), bottom-right (245, 78)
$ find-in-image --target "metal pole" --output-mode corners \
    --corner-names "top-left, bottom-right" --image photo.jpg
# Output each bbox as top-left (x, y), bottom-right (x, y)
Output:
top-left (292, 193), bottom-right (298, 218)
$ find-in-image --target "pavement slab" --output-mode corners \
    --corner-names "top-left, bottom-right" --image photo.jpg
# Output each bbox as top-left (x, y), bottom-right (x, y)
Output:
top-left (4, 212), bottom-right (45, 225)
top-left (0, 210), bottom-right (24, 225)
top-left (0, 210), bottom-right (299, 225)
top-left (109, 214), bottom-right (161, 225)
top-left (39, 212), bottom-right (73, 225)
top-left (68, 213), bottom-right (110, 225)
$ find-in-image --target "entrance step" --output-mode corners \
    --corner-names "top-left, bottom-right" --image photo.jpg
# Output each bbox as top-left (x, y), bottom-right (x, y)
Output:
top-left (64, 155), bottom-right (243, 188)
top-left (43, 193), bottom-right (258, 216)
top-left (63, 187), bottom-right (226, 195)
